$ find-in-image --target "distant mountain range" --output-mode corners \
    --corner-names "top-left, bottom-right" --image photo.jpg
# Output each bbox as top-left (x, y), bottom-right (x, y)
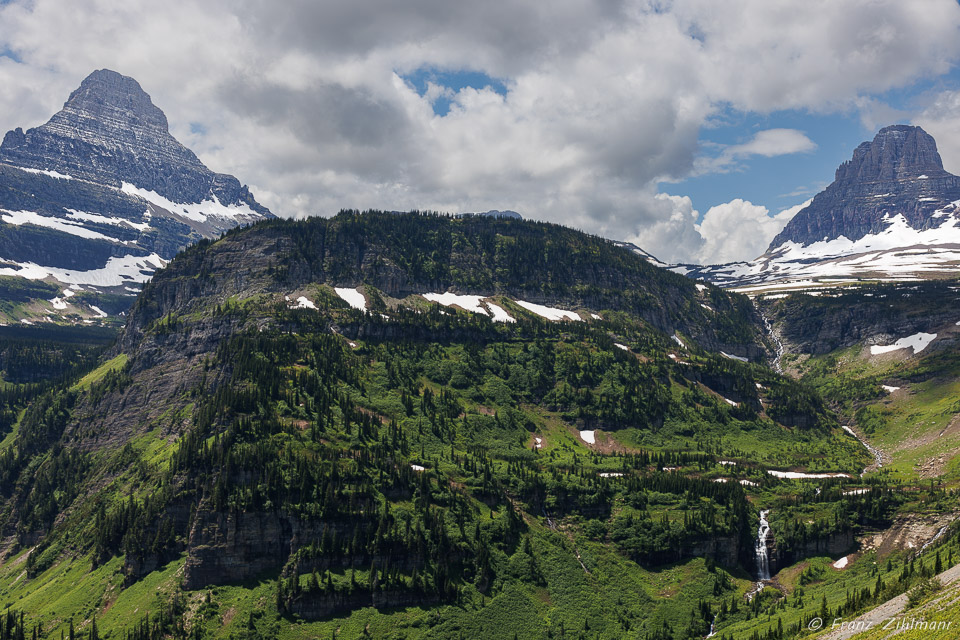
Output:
top-left (679, 125), bottom-right (960, 289)
top-left (0, 69), bottom-right (272, 323)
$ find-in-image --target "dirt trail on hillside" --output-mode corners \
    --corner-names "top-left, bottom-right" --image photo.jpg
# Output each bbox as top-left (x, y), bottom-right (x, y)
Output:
top-left (818, 549), bottom-right (960, 639)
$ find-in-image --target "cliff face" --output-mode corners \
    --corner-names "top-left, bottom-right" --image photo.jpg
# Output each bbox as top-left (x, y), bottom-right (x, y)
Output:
top-left (770, 125), bottom-right (960, 249)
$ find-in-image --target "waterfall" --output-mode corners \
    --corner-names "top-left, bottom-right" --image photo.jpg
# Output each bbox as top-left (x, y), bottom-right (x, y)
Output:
top-left (706, 614), bottom-right (718, 638)
top-left (755, 301), bottom-right (784, 374)
top-left (755, 509), bottom-right (772, 581)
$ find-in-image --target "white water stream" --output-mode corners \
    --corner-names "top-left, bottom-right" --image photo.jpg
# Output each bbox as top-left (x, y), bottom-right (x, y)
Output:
top-left (755, 509), bottom-right (772, 581)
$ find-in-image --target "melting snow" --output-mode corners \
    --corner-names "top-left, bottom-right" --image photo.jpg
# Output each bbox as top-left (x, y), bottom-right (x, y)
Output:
top-left (66, 210), bottom-right (151, 232)
top-left (515, 300), bottom-right (581, 321)
top-left (591, 313), bottom-right (602, 320)
top-left (767, 470), bottom-right (852, 479)
top-left (0, 253), bottom-right (166, 286)
top-left (719, 460), bottom-right (737, 466)
top-left (579, 430), bottom-right (596, 444)
top-left (615, 343), bottom-right (629, 351)
top-left (411, 464), bottom-right (425, 472)
top-left (2, 209), bottom-right (122, 241)
top-left (20, 167), bottom-right (73, 180)
top-left (695, 283), bottom-right (708, 292)
top-left (723, 398), bottom-right (739, 407)
top-left (832, 556), bottom-right (849, 569)
top-left (291, 296), bottom-right (317, 310)
top-left (534, 437), bottom-right (543, 449)
top-left (599, 472), bottom-right (624, 478)
top-left (870, 332), bottom-right (937, 355)
top-left (721, 351), bottom-right (749, 362)
top-left (881, 385), bottom-right (900, 393)
top-left (49, 297), bottom-right (68, 310)
top-left (671, 334), bottom-right (685, 349)
top-left (121, 183), bottom-right (262, 223)
top-left (335, 287), bottom-right (367, 311)
top-left (89, 305), bottom-right (108, 318)
top-left (485, 302), bottom-right (516, 323)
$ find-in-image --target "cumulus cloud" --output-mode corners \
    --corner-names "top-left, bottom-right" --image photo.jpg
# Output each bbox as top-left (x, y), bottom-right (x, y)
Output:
top-left (0, 0), bottom-right (957, 262)
top-left (630, 196), bottom-right (809, 264)
top-left (914, 90), bottom-right (960, 175)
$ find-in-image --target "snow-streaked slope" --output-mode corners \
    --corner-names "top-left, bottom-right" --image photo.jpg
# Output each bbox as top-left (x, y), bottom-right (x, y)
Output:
top-left (515, 300), bottom-right (581, 321)
top-left (0, 253), bottom-right (166, 286)
top-left (121, 182), bottom-right (263, 225)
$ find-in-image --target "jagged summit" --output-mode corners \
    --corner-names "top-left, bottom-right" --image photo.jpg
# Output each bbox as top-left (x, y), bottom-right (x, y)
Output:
top-left (769, 125), bottom-right (960, 249)
top-left (0, 69), bottom-right (268, 212)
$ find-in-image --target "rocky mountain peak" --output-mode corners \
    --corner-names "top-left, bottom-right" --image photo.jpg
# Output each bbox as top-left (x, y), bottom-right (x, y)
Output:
top-left (767, 125), bottom-right (960, 250)
top-left (0, 69), bottom-right (265, 211)
top-left (57, 68), bottom-right (171, 133)
top-left (837, 125), bottom-right (947, 185)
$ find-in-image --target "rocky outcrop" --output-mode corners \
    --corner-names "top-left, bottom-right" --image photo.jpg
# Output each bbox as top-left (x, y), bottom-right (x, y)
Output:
top-left (770, 125), bottom-right (960, 249)
top-left (770, 530), bottom-right (856, 573)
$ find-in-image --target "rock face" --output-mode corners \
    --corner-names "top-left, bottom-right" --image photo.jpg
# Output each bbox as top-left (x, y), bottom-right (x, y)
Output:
top-left (0, 69), bottom-right (272, 319)
top-left (770, 125), bottom-right (960, 248)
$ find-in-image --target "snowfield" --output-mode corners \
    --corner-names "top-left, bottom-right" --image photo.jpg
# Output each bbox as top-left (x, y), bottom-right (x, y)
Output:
top-left (334, 287), bottom-right (367, 311)
top-left (515, 300), bottom-right (581, 321)
top-left (870, 332), bottom-right (937, 355)
top-left (0, 253), bottom-right (166, 286)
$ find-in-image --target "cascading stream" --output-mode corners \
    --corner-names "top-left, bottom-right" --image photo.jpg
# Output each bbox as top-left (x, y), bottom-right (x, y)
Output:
top-left (755, 509), bottom-right (772, 581)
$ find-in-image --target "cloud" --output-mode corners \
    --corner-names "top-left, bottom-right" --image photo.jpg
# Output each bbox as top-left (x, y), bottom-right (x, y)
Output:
top-left (695, 128), bottom-right (817, 174)
top-left (0, 0), bottom-right (957, 262)
top-left (630, 196), bottom-right (809, 264)
top-left (913, 90), bottom-right (960, 175)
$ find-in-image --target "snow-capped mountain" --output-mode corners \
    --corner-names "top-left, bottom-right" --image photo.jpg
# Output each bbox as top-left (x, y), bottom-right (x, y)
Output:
top-left (683, 125), bottom-right (960, 289)
top-left (0, 69), bottom-right (272, 315)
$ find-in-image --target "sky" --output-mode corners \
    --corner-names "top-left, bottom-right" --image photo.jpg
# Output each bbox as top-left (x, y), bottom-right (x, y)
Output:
top-left (1, 1), bottom-right (960, 265)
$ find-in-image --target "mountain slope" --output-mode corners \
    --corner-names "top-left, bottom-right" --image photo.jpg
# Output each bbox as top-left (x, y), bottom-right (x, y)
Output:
top-left (0, 69), bottom-right (272, 323)
top-left (0, 211), bottom-right (884, 640)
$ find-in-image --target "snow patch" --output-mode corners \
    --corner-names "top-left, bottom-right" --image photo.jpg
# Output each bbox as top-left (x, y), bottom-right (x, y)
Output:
top-left (335, 287), bottom-right (367, 311)
top-left (485, 302), bottom-right (515, 323)
top-left (870, 332), bottom-right (937, 355)
top-left (121, 182), bottom-right (261, 223)
top-left (411, 464), bottom-right (425, 472)
top-left (515, 300), bottom-right (581, 321)
top-left (881, 385), bottom-right (900, 393)
top-left (66, 210), bottom-right (151, 232)
top-left (579, 430), bottom-right (596, 444)
top-left (767, 470), bottom-right (852, 479)
top-left (89, 305), bottom-right (108, 318)
top-left (2, 209), bottom-right (122, 241)
top-left (721, 351), bottom-right (749, 363)
top-left (832, 556), bottom-right (849, 570)
top-left (671, 334), bottom-right (685, 349)
top-left (49, 297), bottom-right (68, 310)
top-left (0, 253), bottom-right (166, 286)
top-left (291, 296), bottom-right (317, 310)
top-left (20, 167), bottom-right (73, 180)
top-left (614, 343), bottom-right (629, 351)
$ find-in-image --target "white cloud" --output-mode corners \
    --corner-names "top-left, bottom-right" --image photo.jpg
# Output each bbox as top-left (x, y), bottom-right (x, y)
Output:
top-left (695, 199), bottom-right (810, 264)
top-left (0, 0), bottom-right (956, 263)
top-left (694, 128), bottom-right (816, 174)
top-left (630, 196), bottom-right (809, 264)
top-left (913, 90), bottom-right (960, 175)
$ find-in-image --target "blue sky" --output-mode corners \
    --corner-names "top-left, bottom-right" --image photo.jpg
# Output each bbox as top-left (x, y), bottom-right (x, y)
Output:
top-left (672, 66), bottom-right (960, 217)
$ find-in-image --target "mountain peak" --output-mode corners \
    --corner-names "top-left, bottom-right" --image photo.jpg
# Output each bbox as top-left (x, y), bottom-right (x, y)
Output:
top-left (60, 69), bottom-right (170, 132)
top-left (768, 124), bottom-right (960, 250)
top-left (837, 125), bottom-right (947, 185)
top-left (0, 70), bottom-right (268, 211)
